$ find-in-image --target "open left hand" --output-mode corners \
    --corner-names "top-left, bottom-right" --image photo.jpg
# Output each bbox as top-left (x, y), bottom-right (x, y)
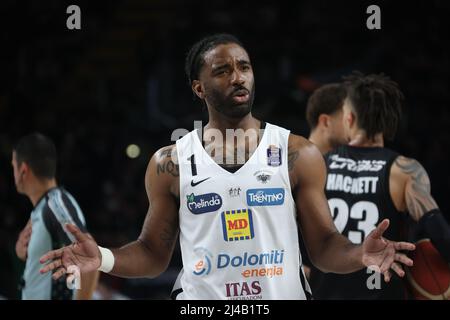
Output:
top-left (362, 219), bottom-right (416, 282)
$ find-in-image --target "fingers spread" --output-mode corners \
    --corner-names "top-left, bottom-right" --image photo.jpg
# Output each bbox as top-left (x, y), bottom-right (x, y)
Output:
top-left (40, 248), bottom-right (63, 264)
top-left (40, 259), bottom-right (62, 274)
top-left (383, 270), bottom-right (392, 283)
top-left (395, 253), bottom-right (414, 267)
top-left (41, 259), bottom-right (62, 273)
top-left (371, 219), bottom-right (390, 239)
top-left (391, 262), bottom-right (405, 278)
top-left (52, 267), bottom-right (66, 280)
top-left (394, 241), bottom-right (416, 251)
top-left (65, 224), bottom-right (87, 242)
top-left (379, 243), bottom-right (395, 273)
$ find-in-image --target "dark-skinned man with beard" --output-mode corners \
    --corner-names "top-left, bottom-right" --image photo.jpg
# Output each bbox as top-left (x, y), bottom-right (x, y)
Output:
top-left (39, 34), bottom-right (415, 300)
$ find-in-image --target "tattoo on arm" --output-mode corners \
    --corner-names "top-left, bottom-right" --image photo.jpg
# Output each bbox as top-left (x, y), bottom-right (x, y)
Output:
top-left (156, 147), bottom-right (179, 177)
top-left (395, 156), bottom-right (438, 221)
top-left (157, 161), bottom-right (179, 177)
top-left (288, 150), bottom-right (299, 171)
top-left (158, 216), bottom-right (179, 250)
top-left (159, 148), bottom-right (173, 158)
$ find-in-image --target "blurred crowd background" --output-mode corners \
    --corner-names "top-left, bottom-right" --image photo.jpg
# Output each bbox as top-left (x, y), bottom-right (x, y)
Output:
top-left (0, 0), bottom-right (449, 299)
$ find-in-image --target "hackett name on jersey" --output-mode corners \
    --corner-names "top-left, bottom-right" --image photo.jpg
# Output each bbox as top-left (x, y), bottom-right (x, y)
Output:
top-left (326, 174), bottom-right (379, 194)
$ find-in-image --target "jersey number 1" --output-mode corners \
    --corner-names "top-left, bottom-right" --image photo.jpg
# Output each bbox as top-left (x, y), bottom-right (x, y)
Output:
top-left (189, 154), bottom-right (197, 176)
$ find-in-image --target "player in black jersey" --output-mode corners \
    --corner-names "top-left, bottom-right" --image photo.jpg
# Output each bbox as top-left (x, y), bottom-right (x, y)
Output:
top-left (306, 83), bottom-right (348, 155)
top-left (310, 72), bottom-right (450, 299)
top-left (301, 83), bottom-right (348, 280)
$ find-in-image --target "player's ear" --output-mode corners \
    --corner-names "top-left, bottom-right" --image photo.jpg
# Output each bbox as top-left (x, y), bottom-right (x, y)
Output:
top-left (342, 98), bottom-right (353, 128)
top-left (21, 162), bottom-right (29, 176)
top-left (192, 80), bottom-right (205, 100)
top-left (318, 114), bottom-right (330, 128)
top-left (348, 110), bottom-right (357, 128)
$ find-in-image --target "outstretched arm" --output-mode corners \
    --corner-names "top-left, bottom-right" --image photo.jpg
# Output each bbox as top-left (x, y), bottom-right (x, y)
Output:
top-left (40, 146), bottom-right (180, 279)
top-left (290, 137), bottom-right (363, 273)
top-left (106, 146), bottom-right (180, 277)
top-left (289, 135), bottom-right (415, 279)
top-left (394, 156), bottom-right (450, 262)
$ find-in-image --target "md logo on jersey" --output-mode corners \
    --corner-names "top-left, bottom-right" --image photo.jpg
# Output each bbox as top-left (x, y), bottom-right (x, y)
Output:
top-left (192, 247), bottom-right (213, 277)
top-left (221, 209), bottom-right (255, 242)
top-left (267, 145), bottom-right (282, 167)
top-left (187, 193), bottom-right (222, 214)
top-left (246, 188), bottom-right (285, 206)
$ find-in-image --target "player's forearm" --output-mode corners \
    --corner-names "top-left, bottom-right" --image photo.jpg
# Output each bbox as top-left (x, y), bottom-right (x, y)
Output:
top-left (418, 209), bottom-right (450, 262)
top-left (106, 240), bottom-right (167, 278)
top-left (314, 231), bottom-right (364, 274)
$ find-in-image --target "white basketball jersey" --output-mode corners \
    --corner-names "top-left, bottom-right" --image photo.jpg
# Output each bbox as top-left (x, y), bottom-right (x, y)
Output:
top-left (175, 123), bottom-right (309, 300)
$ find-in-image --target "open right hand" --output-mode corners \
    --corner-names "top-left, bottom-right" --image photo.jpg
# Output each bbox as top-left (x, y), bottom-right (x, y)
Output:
top-left (39, 224), bottom-right (101, 280)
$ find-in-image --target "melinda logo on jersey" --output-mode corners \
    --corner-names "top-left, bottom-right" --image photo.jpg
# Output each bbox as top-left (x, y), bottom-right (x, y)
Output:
top-left (246, 188), bottom-right (285, 206)
top-left (187, 192), bottom-right (222, 214)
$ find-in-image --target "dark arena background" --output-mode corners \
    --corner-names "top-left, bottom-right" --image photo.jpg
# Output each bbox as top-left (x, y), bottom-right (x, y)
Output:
top-left (0, 0), bottom-right (449, 300)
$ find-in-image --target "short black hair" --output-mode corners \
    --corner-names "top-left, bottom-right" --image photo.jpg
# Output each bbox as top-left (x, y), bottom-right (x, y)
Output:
top-left (13, 133), bottom-right (57, 179)
top-left (343, 71), bottom-right (404, 140)
top-left (306, 83), bottom-right (347, 129)
top-left (185, 33), bottom-right (244, 85)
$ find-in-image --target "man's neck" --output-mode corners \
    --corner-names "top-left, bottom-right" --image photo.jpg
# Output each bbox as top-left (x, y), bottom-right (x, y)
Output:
top-left (203, 112), bottom-right (262, 167)
top-left (308, 130), bottom-right (332, 155)
top-left (348, 130), bottom-right (384, 147)
top-left (27, 179), bottom-right (58, 207)
top-left (204, 112), bottom-right (260, 135)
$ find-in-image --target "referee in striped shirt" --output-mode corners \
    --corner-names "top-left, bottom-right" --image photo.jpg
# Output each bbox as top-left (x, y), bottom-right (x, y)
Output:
top-left (12, 133), bottom-right (98, 299)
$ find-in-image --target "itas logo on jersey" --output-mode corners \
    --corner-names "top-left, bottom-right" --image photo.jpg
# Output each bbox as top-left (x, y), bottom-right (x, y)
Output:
top-left (192, 247), bottom-right (213, 277)
top-left (187, 193), bottom-right (222, 214)
top-left (221, 209), bottom-right (254, 241)
top-left (225, 281), bottom-right (262, 300)
top-left (246, 188), bottom-right (285, 206)
top-left (267, 145), bottom-right (282, 167)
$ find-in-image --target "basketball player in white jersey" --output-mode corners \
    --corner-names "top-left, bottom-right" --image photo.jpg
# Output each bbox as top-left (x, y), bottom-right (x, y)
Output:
top-left (39, 34), bottom-right (415, 300)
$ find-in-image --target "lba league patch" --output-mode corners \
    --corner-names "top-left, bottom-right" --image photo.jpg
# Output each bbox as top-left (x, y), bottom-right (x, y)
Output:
top-left (267, 145), bottom-right (282, 167)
